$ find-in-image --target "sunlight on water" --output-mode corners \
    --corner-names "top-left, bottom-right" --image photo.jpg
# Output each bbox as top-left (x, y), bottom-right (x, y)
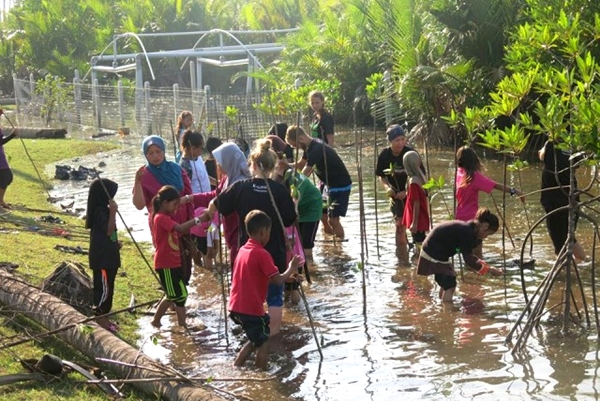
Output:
top-left (46, 131), bottom-right (600, 400)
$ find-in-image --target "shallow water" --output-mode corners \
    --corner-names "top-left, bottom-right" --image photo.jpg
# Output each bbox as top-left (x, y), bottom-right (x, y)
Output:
top-left (47, 131), bottom-right (600, 401)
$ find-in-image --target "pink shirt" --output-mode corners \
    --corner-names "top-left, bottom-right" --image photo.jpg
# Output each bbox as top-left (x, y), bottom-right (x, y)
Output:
top-left (455, 168), bottom-right (496, 221)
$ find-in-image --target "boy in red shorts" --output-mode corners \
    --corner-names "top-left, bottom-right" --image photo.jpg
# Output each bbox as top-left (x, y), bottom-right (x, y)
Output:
top-left (229, 210), bottom-right (302, 369)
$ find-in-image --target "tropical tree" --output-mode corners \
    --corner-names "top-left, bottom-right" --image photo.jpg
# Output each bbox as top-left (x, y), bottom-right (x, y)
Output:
top-left (454, 0), bottom-right (600, 345)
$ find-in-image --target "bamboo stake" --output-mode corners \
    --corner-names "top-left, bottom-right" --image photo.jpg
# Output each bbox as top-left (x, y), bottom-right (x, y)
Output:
top-left (373, 121), bottom-right (380, 257)
top-left (353, 109), bottom-right (368, 316)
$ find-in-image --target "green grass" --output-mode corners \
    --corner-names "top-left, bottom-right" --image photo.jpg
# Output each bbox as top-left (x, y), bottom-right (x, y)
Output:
top-left (0, 138), bottom-right (159, 400)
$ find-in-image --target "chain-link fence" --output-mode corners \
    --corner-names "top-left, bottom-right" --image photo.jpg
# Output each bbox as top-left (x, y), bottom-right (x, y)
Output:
top-left (13, 74), bottom-right (285, 143)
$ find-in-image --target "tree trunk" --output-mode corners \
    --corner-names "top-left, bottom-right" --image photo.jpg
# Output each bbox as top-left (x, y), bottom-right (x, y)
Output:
top-left (0, 269), bottom-right (225, 401)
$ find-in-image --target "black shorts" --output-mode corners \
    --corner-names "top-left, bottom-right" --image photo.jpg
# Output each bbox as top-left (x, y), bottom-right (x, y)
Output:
top-left (390, 198), bottom-right (405, 220)
top-left (192, 234), bottom-right (208, 255)
top-left (0, 168), bottom-right (13, 190)
top-left (298, 221), bottom-right (319, 250)
top-left (412, 231), bottom-right (426, 244)
top-left (230, 311), bottom-right (270, 347)
top-left (157, 267), bottom-right (188, 307)
top-left (435, 274), bottom-right (457, 290)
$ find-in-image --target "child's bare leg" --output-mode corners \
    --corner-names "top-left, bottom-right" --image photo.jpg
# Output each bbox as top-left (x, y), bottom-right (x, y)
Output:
top-left (441, 287), bottom-right (455, 302)
top-left (234, 341), bottom-right (255, 367)
top-left (255, 341), bottom-right (270, 370)
top-left (268, 306), bottom-right (283, 336)
top-left (174, 305), bottom-right (187, 328)
top-left (0, 187), bottom-right (9, 208)
top-left (573, 242), bottom-right (586, 262)
top-left (151, 299), bottom-right (173, 328)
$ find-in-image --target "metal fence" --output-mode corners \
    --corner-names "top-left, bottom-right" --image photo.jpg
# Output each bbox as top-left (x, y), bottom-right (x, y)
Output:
top-left (13, 73), bottom-right (283, 142)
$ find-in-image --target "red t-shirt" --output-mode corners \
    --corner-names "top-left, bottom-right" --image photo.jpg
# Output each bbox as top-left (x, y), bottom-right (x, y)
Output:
top-left (152, 212), bottom-right (180, 269)
top-left (228, 239), bottom-right (279, 316)
top-left (402, 182), bottom-right (430, 232)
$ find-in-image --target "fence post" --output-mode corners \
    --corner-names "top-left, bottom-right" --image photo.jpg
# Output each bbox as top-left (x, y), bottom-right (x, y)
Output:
top-left (55, 76), bottom-right (63, 123)
top-left (29, 73), bottom-right (35, 117)
top-left (118, 79), bottom-right (125, 129)
top-left (73, 70), bottom-right (82, 125)
top-left (173, 83), bottom-right (179, 124)
top-left (12, 73), bottom-right (19, 117)
top-left (144, 81), bottom-right (152, 136)
top-left (93, 78), bottom-right (102, 131)
top-left (135, 54), bottom-right (144, 134)
top-left (203, 85), bottom-right (210, 132)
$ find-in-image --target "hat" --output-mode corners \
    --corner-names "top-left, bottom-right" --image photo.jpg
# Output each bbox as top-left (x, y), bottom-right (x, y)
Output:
top-left (266, 135), bottom-right (288, 154)
top-left (386, 124), bottom-right (405, 142)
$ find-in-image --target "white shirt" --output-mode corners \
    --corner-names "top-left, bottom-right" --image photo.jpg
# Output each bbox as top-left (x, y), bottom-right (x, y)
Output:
top-left (189, 156), bottom-right (211, 193)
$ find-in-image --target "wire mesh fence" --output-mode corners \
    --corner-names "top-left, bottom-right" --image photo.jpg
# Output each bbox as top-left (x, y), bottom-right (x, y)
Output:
top-left (13, 74), bottom-right (288, 144)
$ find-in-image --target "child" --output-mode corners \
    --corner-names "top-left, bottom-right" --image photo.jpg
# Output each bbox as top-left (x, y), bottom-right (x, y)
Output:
top-left (228, 210), bottom-right (302, 369)
top-left (190, 205), bottom-right (219, 270)
top-left (417, 207), bottom-right (504, 302)
top-left (204, 136), bottom-right (222, 190)
top-left (455, 146), bottom-right (525, 221)
top-left (85, 178), bottom-right (121, 332)
top-left (180, 130), bottom-right (211, 193)
top-left (401, 151), bottom-right (429, 258)
top-left (0, 128), bottom-right (17, 209)
top-left (309, 90), bottom-right (335, 146)
top-left (175, 111), bottom-right (194, 162)
top-left (150, 185), bottom-right (210, 329)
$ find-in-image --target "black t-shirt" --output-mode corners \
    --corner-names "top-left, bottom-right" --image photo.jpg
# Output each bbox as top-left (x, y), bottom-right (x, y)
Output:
top-left (310, 111), bottom-right (334, 144)
top-left (304, 139), bottom-right (352, 188)
top-left (540, 140), bottom-right (579, 210)
top-left (88, 210), bottom-right (121, 270)
top-left (375, 146), bottom-right (416, 192)
top-left (215, 178), bottom-right (297, 272)
top-left (422, 220), bottom-right (480, 269)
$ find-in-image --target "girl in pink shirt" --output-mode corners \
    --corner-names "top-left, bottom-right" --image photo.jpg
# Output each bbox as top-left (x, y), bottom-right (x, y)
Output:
top-left (455, 146), bottom-right (525, 222)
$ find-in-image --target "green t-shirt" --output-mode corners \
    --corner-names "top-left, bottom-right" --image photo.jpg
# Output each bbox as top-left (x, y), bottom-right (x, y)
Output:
top-left (285, 170), bottom-right (323, 223)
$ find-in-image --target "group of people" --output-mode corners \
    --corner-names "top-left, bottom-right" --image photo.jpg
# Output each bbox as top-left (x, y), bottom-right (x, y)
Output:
top-left (85, 91), bottom-right (352, 368)
top-left (81, 90), bottom-right (586, 369)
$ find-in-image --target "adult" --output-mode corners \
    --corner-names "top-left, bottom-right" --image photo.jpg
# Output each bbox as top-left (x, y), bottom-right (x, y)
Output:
top-left (267, 123), bottom-right (294, 161)
top-left (375, 124), bottom-right (422, 261)
top-left (539, 139), bottom-right (585, 261)
top-left (207, 138), bottom-right (297, 335)
top-left (309, 90), bottom-right (335, 146)
top-left (184, 142), bottom-right (251, 266)
top-left (132, 135), bottom-right (194, 284)
top-left (286, 125), bottom-right (352, 240)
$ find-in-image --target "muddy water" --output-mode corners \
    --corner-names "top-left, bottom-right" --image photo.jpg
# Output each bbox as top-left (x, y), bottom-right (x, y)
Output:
top-left (47, 132), bottom-right (600, 400)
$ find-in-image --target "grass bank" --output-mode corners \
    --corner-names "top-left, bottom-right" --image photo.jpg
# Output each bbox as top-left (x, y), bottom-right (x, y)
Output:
top-left (0, 138), bottom-right (158, 400)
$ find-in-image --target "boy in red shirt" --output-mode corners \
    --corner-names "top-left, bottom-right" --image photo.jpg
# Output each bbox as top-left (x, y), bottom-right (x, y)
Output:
top-left (229, 210), bottom-right (302, 369)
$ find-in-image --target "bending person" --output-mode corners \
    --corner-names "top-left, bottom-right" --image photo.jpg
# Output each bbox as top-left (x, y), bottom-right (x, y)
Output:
top-left (417, 208), bottom-right (503, 302)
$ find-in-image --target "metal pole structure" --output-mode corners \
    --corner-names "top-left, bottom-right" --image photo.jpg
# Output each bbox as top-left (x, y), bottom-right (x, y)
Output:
top-left (73, 70), bottom-right (82, 126)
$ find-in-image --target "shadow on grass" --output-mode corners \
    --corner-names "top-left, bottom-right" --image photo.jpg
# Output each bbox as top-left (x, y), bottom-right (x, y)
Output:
top-left (11, 167), bottom-right (52, 190)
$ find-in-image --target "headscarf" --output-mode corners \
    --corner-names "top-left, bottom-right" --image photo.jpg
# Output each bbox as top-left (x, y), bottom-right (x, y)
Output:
top-left (403, 150), bottom-right (426, 185)
top-left (212, 142), bottom-right (250, 188)
top-left (85, 178), bottom-right (118, 229)
top-left (141, 135), bottom-right (184, 191)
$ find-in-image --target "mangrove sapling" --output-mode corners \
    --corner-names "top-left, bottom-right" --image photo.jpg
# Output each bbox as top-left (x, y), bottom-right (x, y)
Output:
top-left (422, 175), bottom-right (453, 221)
top-left (353, 111), bottom-right (368, 316)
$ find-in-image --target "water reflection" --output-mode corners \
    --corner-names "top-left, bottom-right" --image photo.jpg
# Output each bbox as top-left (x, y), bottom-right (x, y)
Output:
top-left (45, 132), bottom-right (600, 400)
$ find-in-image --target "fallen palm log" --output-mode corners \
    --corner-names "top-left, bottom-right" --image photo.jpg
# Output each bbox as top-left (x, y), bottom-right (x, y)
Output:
top-left (0, 269), bottom-right (225, 401)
